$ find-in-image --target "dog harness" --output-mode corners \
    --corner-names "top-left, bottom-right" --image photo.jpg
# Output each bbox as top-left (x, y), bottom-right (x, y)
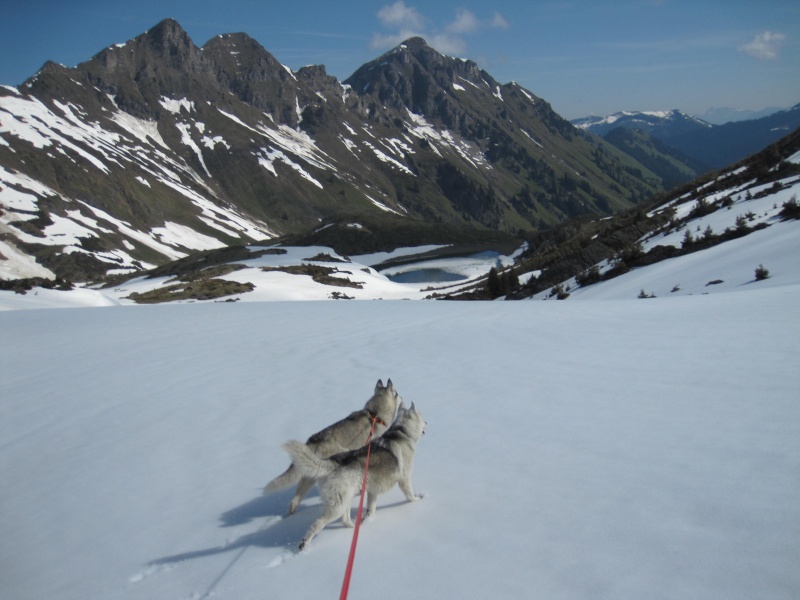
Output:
top-left (367, 411), bottom-right (387, 427)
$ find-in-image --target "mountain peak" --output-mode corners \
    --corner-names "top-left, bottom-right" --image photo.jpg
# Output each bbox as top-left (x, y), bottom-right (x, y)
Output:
top-left (397, 37), bottom-right (430, 51)
top-left (148, 18), bottom-right (187, 37)
top-left (202, 29), bottom-right (277, 67)
top-left (145, 18), bottom-right (192, 47)
top-left (137, 18), bottom-right (198, 70)
top-left (203, 31), bottom-right (260, 50)
top-left (394, 36), bottom-right (451, 66)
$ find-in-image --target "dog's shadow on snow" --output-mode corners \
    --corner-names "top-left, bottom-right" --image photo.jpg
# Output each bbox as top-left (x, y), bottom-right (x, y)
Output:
top-left (149, 491), bottom-right (414, 567)
top-left (218, 488), bottom-right (319, 527)
top-left (149, 490), bottom-right (325, 565)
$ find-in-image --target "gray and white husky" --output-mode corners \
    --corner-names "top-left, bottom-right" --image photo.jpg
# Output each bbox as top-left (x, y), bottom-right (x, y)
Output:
top-left (283, 402), bottom-right (426, 549)
top-left (263, 379), bottom-right (404, 515)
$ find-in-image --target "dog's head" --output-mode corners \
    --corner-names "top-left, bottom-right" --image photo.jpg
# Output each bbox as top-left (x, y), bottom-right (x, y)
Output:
top-left (364, 378), bottom-right (403, 425)
top-left (396, 401), bottom-right (426, 442)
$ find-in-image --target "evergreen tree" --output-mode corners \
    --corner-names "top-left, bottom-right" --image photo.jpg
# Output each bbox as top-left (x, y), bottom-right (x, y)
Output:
top-left (487, 267), bottom-right (501, 298)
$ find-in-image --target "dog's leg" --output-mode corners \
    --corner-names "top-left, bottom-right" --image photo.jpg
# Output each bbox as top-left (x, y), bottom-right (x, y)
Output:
top-left (339, 485), bottom-right (359, 528)
top-left (288, 477), bottom-right (315, 515)
top-left (362, 491), bottom-right (379, 521)
top-left (398, 478), bottom-right (422, 502)
top-left (299, 502), bottom-right (346, 550)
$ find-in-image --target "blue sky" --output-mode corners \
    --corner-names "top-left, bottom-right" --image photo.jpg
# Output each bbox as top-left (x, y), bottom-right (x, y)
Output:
top-left (1, 1), bottom-right (798, 119)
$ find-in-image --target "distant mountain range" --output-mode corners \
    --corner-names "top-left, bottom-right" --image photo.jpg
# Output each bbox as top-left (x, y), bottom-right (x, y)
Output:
top-left (572, 106), bottom-right (800, 171)
top-left (572, 110), bottom-right (713, 141)
top-left (0, 18), bottom-right (795, 283)
top-left (697, 106), bottom-right (784, 125)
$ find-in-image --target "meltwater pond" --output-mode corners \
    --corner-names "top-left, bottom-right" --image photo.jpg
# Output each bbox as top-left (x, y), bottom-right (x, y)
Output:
top-left (380, 250), bottom-right (505, 284)
top-left (386, 268), bottom-right (468, 283)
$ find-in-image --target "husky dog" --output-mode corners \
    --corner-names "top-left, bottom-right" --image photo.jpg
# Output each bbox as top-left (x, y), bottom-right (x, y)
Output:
top-left (264, 379), bottom-right (403, 515)
top-left (283, 402), bottom-right (426, 549)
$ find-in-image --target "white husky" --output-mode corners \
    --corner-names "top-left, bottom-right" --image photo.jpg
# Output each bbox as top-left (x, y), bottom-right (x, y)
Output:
top-left (283, 402), bottom-right (426, 549)
top-left (263, 379), bottom-right (403, 515)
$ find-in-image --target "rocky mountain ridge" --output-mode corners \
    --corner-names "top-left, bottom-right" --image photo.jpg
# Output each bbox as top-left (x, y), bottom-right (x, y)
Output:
top-left (0, 19), bottom-right (714, 281)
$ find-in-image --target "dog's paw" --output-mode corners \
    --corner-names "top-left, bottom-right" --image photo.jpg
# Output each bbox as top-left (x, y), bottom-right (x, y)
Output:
top-left (414, 491), bottom-right (426, 500)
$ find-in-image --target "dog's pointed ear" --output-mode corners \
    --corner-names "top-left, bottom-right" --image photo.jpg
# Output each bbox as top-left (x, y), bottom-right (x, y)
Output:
top-left (409, 401), bottom-right (416, 412)
top-left (375, 379), bottom-right (384, 391)
top-left (386, 378), bottom-right (394, 391)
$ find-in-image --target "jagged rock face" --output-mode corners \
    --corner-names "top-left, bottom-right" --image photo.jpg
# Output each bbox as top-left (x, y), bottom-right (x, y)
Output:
top-left (345, 37), bottom-right (491, 135)
top-left (76, 19), bottom-right (213, 119)
top-left (348, 38), bottom-right (461, 111)
top-left (203, 32), bottom-right (311, 126)
top-left (1, 19), bottom-right (676, 281)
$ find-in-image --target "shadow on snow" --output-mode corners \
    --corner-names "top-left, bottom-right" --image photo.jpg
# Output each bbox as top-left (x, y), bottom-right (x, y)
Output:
top-left (148, 490), bottom-right (413, 566)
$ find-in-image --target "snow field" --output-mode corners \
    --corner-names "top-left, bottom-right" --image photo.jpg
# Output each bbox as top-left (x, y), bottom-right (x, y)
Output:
top-left (1, 288), bottom-right (798, 599)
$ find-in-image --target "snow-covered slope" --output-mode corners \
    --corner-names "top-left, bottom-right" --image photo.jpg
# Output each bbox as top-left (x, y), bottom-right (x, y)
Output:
top-left (531, 148), bottom-right (800, 301)
top-left (1, 282), bottom-right (798, 600)
top-left (0, 244), bottom-right (520, 308)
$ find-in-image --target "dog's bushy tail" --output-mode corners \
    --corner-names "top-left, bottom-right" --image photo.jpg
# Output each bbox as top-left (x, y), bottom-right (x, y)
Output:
top-left (263, 463), bottom-right (302, 495)
top-left (282, 440), bottom-right (337, 480)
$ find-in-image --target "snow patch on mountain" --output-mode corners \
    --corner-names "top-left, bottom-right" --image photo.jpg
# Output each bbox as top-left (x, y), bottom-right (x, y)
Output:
top-left (201, 134), bottom-right (229, 150)
top-left (0, 237), bottom-right (55, 279)
top-left (363, 140), bottom-right (415, 175)
top-left (176, 122), bottom-right (211, 176)
top-left (151, 222), bottom-right (225, 251)
top-left (365, 194), bottom-right (405, 216)
top-left (0, 95), bottom-right (110, 172)
top-left (517, 85), bottom-right (537, 104)
top-left (110, 109), bottom-right (170, 149)
top-left (159, 96), bottom-right (196, 115)
top-left (78, 201), bottom-right (187, 262)
top-left (255, 147), bottom-right (324, 188)
top-left (403, 109), bottom-right (488, 166)
top-left (0, 185), bottom-right (39, 213)
top-left (338, 135), bottom-right (358, 154)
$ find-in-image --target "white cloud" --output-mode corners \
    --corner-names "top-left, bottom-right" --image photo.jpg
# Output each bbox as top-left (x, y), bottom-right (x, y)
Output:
top-left (447, 8), bottom-right (479, 34)
top-left (377, 1), bottom-right (425, 31)
top-left (428, 33), bottom-right (467, 56)
top-left (490, 12), bottom-right (510, 29)
top-left (371, 3), bottom-right (509, 54)
top-left (739, 31), bottom-right (786, 60)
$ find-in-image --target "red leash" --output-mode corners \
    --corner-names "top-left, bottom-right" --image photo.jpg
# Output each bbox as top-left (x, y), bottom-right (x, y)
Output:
top-left (339, 415), bottom-right (378, 600)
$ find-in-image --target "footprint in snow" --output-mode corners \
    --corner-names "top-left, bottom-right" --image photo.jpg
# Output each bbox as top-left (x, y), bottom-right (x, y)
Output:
top-left (129, 561), bottom-right (176, 583)
top-left (267, 546), bottom-right (303, 569)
